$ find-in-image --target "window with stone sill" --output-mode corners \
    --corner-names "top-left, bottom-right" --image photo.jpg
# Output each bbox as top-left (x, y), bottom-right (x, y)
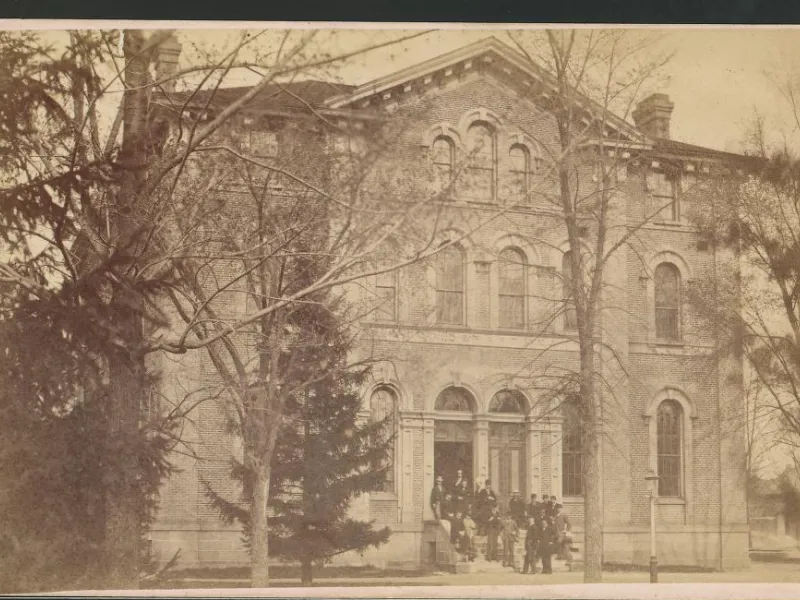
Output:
top-left (562, 251), bottom-right (578, 331)
top-left (562, 394), bottom-right (583, 497)
top-left (654, 262), bottom-right (681, 342)
top-left (374, 267), bottom-right (397, 323)
top-left (435, 245), bottom-right (465, 326)
top-left (648, 171), bottom-right (680, 223)
top-left (498, 248), bottom-right (526, 329)
top-left (431, 135), bottom-right (455, 195)
top-left (463, 122), bottom-right (496, 201)
top-left (656, 400), bottom-right (683, 497)
top-left (370, 387), bottom-right (398, 494)
top-left (509, 144), bottom-right (532, 202)
top-left (250, 130), bottom-right (279, 159)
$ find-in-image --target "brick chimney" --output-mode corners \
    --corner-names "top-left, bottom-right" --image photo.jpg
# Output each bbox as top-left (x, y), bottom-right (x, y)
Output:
top-left (632, 93), bottom-right (674, 139)
top-left (153, 32), bottom-right (182, 92)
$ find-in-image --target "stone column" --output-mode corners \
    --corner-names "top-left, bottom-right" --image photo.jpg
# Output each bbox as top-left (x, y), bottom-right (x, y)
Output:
top-left (548, 419), bottom-right (563, 499)
top-left (474, 420), bottom-right (489, 486)
top-left (526, 420), bottom-right (542, 498)
top-left (422, 417), bottom-right (436, 521)
top-left (400, 416), bottom-right (417, 524)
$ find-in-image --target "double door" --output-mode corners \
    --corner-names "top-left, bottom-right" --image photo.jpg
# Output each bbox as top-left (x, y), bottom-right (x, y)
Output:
top-left (489, 422), bottom-right (526, 511)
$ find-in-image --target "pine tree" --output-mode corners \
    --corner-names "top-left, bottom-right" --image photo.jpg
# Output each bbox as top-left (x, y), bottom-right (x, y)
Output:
top-left (207, 293), bottom-right (392, 585)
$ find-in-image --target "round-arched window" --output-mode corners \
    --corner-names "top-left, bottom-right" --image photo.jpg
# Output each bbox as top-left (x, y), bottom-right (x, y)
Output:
top-left (435, 386), bottom-right (475, 412)
top-left (488, 389), bottom-right (526, 413)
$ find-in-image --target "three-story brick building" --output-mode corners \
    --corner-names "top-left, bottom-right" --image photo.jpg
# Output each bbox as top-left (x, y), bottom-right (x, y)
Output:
top-left (150, 36), bottom-right (751, 572)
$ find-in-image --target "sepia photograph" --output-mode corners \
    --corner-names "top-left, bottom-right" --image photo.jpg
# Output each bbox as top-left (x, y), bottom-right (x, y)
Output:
top-left (2, 23), bottom-right (800, 597)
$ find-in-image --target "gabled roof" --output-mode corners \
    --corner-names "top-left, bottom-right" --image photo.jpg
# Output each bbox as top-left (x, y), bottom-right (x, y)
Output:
top-left (324, 36), bottom-right (649, 147)
top-left (170, 80), bottom-right (358, 113)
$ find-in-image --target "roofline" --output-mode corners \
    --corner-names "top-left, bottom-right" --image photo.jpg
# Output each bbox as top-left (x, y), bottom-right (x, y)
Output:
top-left (324, 37), bottom-right (507, 108)
top-left (325, 36), bottom-right (646, 145)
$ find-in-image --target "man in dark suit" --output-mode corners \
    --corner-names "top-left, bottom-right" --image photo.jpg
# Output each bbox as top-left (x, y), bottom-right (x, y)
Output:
top-left (476, 479), bottom-right (498, 533)
top-left (452, 469), bottom-right (465, 494)
top-left (543, 495), bottom-right (556, 518)
top-left (538, 517), bottom-right (559, 574)
top-left (522, 517), bottom-right (540, 574)
top-left (430, 476), bottom-right (446, 520)
top-left (454, 478), bottom-right (472, 514)
top-left (526, 493), bottom-right (539, 522)
top-left (485, 504), bottom-right (501, 561)
top-left (509, 490), bottom-right (526, 529)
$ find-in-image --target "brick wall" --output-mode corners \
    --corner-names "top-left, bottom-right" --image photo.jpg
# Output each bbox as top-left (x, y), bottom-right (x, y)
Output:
top-left (150, 67), bottom-right (748, 570)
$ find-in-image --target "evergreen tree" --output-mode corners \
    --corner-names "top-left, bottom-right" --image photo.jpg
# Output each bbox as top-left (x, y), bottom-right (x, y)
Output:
top-left (0, 288), bottom-right (179, 593)
top-left (207, 293), bottom-right (392, 585)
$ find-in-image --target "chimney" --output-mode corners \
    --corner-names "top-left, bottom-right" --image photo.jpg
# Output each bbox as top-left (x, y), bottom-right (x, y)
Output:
top-left (632, 93), bottom-right (674, 139)
top-left (153, 32), bottom-right (182, 92)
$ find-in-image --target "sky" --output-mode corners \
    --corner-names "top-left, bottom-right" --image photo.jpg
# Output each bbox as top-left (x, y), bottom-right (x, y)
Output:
top-left (169, 25), bottom-right (800, 154)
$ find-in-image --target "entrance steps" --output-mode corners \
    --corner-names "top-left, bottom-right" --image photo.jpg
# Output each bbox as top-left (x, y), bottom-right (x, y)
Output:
top-left (425, 521), bottom-right (582, 574)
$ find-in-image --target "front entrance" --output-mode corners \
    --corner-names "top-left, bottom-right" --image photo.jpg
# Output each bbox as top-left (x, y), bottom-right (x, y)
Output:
top-left (434, 421), bottom-right (473, 489)
top-left (489, 422), bottom-right (526, 510)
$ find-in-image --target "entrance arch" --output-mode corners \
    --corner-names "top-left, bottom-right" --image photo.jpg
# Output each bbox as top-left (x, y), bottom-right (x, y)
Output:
top-left (487, 389), bottom-right (528, 508)
top-left (433, 387), bottom-right (476, 491)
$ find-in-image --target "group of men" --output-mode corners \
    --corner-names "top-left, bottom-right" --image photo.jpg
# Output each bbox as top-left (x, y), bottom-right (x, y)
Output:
top-left (430, 473), bottom-right (573, 573)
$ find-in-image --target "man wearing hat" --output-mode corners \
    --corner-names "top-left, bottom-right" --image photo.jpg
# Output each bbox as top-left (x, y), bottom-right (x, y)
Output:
top-left (509, 489), bottom-right (526, 529)
top-left (430, 475), bottom-right (446, 520)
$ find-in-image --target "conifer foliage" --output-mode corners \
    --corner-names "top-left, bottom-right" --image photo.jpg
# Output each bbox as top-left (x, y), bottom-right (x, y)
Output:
top-left (207, 294), bottom-right (392, 585)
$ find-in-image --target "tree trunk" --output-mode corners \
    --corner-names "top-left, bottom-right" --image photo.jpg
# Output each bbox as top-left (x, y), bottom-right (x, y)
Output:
top-left (301, 560), bottom-right (313, 585)
top-left (102, 30), bottom-right (154, 590)
top-left (104, 340), bottom-right (144, 589)
top-left (251, 464), bottom-right (271, 588)
top-left (581, 352), bottom-right (603, 582)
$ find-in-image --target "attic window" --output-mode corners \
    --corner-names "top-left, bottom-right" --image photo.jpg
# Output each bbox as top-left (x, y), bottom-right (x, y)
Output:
top-left (250, 131), bottom-right (278, 159)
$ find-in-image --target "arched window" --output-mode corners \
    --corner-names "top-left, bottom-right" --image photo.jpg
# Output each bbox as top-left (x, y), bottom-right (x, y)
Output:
top-left (657, 400), bottom-right (683, 497)
top-left (654, 263), bottom-right (681, 341)
top-left (435, 245), bottom-right (465, 325)
top-left (489, 389), bottom-right (526, 413)
top-left (432, 135), bottom-right (454, 193)
top-left (509, 144), bottom-right (532, 201)
top-left (371, 387), bottom-right (398, 493)
top-left (562, 251), bottom-right (577, 331)
top-left (435, 387), bottom-right (474, 412)
top-left (498, 248), bottom-right (526, 329)
top-left (466, 122), bottom-right (496, 200)
top-left (562, 394), bottom-right (583, 497)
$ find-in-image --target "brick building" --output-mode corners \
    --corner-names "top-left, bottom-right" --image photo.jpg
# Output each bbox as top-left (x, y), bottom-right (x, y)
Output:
top-left (150, 37), bottom-right (751, 571)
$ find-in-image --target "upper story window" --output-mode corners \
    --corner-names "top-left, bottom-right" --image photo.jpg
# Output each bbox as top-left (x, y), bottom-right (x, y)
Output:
top-left (465, 122), bottom-right (496, 200)
top-left (370, 387), bottom-right (398, 493)
top-left (431, 135), bottom-right (455, 194)
top-left (654, 262), bottom-right (681, 341)
top-left (374, 268), bottom-right (397, 322)
top-left (509, 144), bottom-right (532, 201)
top-left (650, 171), bottom-right (679, 222)
top-left (435, 245), bottom-right (465, 326)
top-left (250, 130), bottom-right (279, 159)
top-left (498, 248), bottom-right (526, 329)
top-left (562, 394), bottom-right (583, 497)
top-left (656, 399), bottom-right (683, 497)
top-left (562, 251), bottom-right (578, 331)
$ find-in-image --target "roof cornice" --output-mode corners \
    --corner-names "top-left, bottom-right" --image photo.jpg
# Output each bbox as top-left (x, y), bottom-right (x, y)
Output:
top-left (325, 36), bottom-right (646, 145)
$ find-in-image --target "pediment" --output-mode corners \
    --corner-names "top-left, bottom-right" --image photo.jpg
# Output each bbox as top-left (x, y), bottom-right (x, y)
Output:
top-left (325, 37), bottom-right (648, 147)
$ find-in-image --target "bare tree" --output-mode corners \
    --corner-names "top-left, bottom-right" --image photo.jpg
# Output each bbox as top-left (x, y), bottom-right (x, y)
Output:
top-left (484, 29), bottom-right (674, 582)
top-left (0, 27), bottom-right (433, 589)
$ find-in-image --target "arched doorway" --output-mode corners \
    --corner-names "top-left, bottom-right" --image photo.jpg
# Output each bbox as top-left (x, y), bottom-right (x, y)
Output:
top-left (433, 387), bottom-right (475, 490)
top-left (488, 390), bottom-right (527, 509)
